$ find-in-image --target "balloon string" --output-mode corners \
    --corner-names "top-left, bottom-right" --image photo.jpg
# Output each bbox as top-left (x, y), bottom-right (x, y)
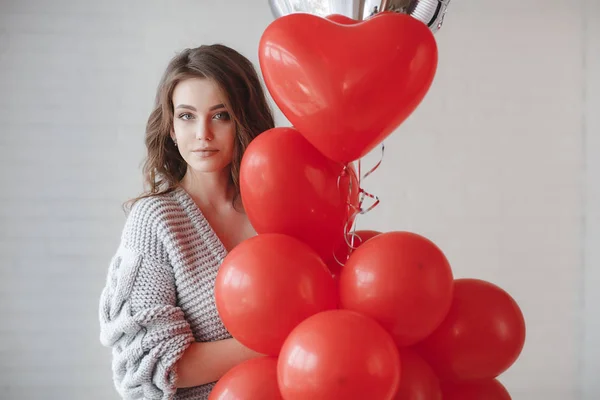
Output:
top-left (333, 143), bottom-right (385, 266)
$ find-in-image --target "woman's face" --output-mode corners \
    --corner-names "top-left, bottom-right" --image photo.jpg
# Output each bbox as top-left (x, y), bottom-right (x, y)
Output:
top-left (171, 77), bottom-right (236, 174)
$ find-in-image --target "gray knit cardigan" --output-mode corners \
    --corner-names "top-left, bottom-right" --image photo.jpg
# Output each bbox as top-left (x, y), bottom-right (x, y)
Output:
top-left (99, 187), bottom-right (231, 399)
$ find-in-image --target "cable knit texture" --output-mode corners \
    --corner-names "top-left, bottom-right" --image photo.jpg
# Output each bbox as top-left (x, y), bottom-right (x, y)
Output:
top-left (99, 187), bottom-right (231, 400)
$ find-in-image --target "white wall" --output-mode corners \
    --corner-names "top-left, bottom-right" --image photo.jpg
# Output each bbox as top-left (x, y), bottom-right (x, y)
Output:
top-left (0, 0), bottom-right (595, 399)
top-left (583, 0), bottom-right (600, 398)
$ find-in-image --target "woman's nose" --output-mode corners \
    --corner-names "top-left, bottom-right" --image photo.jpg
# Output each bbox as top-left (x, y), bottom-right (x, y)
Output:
top-left (195, 121), bottom-right (214, 141)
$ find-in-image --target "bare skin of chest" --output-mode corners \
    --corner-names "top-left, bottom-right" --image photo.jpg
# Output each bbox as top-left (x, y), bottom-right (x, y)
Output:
top-left (203, 207), bottom-right (256, 252)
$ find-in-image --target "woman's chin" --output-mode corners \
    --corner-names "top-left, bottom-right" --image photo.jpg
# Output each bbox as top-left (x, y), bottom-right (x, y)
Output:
top-left (187, 159), bottom-right (231, 174)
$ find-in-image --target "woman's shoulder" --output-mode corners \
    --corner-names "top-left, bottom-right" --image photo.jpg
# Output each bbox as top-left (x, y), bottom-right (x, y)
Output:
top-left (123, 192), bottom-right (171, 228)
top-left (126, 189), bottom-right (181, 223)
top-left (120, 189), bottom-right (191, 255)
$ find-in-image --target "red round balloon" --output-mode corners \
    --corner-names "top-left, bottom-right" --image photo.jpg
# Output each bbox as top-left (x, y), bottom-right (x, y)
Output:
top-left (415, 279), bottom-right (526, 382)
top-left (209, 357), bottom-right (283, 400)
top-left (441, 379), bottom-right (512, 400)
top-left (240, 127), bottom-right (359, 262)
top-left (278, 309), bottom-right (400, 400)
top-left (259, 13), bottom-right (437, 163)
top-left (215, 234), bottom-right (337, 356)
top-left (328, 229), bottom-right (382, 276)
top-left (339, 231), bottom-right (454, 346)
top-left (393, 348), bottom-right (441, 400)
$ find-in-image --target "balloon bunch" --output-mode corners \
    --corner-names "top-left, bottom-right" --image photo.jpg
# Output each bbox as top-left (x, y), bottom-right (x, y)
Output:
top-left (210, 10), bottom-right (526, 400)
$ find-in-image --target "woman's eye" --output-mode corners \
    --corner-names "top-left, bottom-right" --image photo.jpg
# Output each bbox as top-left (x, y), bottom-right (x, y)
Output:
top-left (213, 111), bottom-right (231, 121)
top-left (178, 113), bottom-right (194, 120)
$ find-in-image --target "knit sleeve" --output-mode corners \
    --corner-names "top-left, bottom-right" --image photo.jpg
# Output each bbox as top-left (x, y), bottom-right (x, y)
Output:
top-left (99, 244), bottom-right (194, 400)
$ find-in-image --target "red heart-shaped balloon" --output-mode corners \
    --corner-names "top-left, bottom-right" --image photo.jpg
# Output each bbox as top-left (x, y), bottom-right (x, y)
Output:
top-left (259, 13), bottom-right (437, 163)
top-left (326, 14), bottom-right (357, 25)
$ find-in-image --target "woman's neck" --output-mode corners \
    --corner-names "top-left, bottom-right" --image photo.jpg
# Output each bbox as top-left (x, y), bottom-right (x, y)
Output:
top-left (180, 168), bottom-right (234, 212)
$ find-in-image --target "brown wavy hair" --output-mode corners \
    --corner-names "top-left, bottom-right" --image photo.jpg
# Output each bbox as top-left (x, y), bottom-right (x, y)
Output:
top-left (126, 44), bottom-right (275, 211)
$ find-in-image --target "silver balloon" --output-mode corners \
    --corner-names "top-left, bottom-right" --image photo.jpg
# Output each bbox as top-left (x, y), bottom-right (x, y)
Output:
top-left (379, 0), bottom-right (450, 33)
top-left (268, 0), bottom-right (450, 33)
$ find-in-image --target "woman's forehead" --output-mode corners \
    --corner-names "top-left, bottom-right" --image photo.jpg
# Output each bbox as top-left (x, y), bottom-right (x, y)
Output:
top-left (172, 77), bottom-right (228, 110)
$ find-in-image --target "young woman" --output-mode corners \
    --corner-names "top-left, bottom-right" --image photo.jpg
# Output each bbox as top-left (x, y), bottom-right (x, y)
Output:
top-left (99, 44), bottom-right (276, 399)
